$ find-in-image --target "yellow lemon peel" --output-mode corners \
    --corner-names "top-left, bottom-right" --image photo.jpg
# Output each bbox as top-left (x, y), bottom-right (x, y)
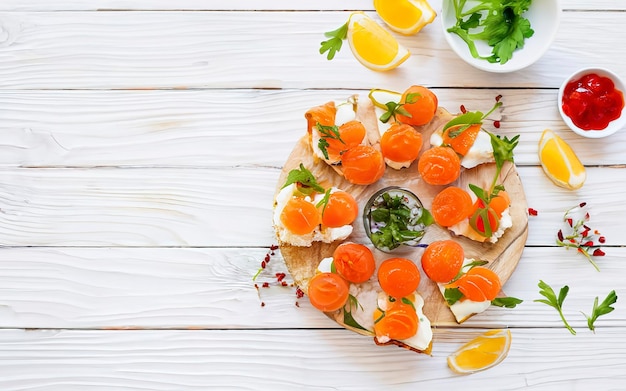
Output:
top-left (447, 329), bottom-right (512, 374)
top-left (538, 129), bottom-right (586, 190)
top-left (347, 12), bottom-right (410, 72)
top-left (374, 0), bottom-right (436, 35)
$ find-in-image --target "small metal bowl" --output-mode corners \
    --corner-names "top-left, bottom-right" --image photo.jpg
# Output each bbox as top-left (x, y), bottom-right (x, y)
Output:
top-left (363, 186), bottom-right (430, 253)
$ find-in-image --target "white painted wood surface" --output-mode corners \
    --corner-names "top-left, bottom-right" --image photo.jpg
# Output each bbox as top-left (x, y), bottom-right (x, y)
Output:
top-left (0, 0), bottom-right (625, 390)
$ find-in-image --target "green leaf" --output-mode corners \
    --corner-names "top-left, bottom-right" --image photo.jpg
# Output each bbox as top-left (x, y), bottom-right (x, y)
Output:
top-left (316, 188), bottom-right (332, 216)
top-left (442, 111), bottom-right (484, 134)
top-left (282, 163), bottom-right (325, 193)
top-left (316, 122), bottom-right (345, 160)
top-left (317, 138), bottom-right (330, 160)
top-left (405, 92), bottom-right (421, 104)
top-left (582, 290), bottom-right (618, 332)
top-left (448, 0), bottom-right (535, 65)
top-left (444, 287), bottom-right (464, 306)
top-left (463, 259), bottom-right (489, 270)
top-left (459, 12), bottom-right (481, 30)
top-left (319, 22), bottom-right (348, 60)
top-left (343, 309), bottom-right (367, 331)
top-left (401, 297), bottom-right (416, 311)
top-left (534, 280), bottom-right (576, 335)
top-left (557, 285), bottom-right (570, 308)
top-left (417, 208), bottom-right (434, 226)
top-left (492, 296), bottom-right (523, 308)
top-left (468, 183), bottom-right (489, 203)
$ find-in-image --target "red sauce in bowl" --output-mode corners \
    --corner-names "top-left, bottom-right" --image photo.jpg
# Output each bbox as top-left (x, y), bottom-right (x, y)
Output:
top-left (561, 73), bottom-right (625, 131)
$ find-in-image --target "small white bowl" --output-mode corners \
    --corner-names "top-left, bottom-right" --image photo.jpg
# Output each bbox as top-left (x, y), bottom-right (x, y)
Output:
top-left (441, 0), bottom-right (561, 73)
top-left (558, 68), bottom-right (626, 138)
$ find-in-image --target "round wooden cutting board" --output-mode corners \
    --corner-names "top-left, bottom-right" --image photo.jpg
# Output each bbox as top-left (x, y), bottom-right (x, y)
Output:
top-left (276, 101), bottom-right (529, 327)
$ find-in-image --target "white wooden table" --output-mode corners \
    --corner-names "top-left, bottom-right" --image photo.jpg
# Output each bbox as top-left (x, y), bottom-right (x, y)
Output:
top-left (0, 1), bottom-right (625, 389)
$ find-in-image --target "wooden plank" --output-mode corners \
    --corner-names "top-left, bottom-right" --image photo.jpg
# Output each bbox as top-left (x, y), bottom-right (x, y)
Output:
top-left (0, 247), bottom-right (622, 329)
top-left (0, 11), bottom-right (624, 89)
top-left (0, 328), bottom-right (624, 390)
top-left (0, 0), bottom-right (620, 11)
top-left (2, 88), bottom-right (624, 168)
top-left (0, 166), bottom-right (621, 247)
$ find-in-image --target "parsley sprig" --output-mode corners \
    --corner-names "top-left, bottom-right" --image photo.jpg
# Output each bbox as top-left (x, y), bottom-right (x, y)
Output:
top-left (282, 163), bottom-right (325, 194)
top-left (459, 100), bottom-right (518, 238)
top-left (448, 0), bottom-right (535, 65)
top-left (441, 100), bottom-right (502, 138)
top-left (535, 281), bottom-right (619, 334)
top-left (320, 22), bottom-right (348, 60)
top-left (535, 280), bottom-right (576, 335)
top-left (315, 122), bottom-right (345, 160)
top-left (582, 290), bottom-right (618, 333)
top-left (280, 164), bottom-right (334, 218)
top-left (344, 294), bottom-right (367, 331)
top-left (379, 93), bottom-right (421, 124)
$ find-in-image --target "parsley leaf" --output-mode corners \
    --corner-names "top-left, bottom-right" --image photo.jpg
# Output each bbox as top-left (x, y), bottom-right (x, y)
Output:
top-left (316, 122), bottom-right (345, 160)
top-left (582, 290), bottom-right (618, 332)
top-left (444, 287), bottom-right (464, 306)
top-left (282, 163), bottom-right (325, 194)
top-left (448, 0), bottom-right (535, 65)
top-left (315, 188), bottom-right (332, 217)
top-left (534, 280), bottom-right (576, 335)
top-left (319, 22), bottom-right (348, 60)
top-left (441, 101), bottom-right (501, 138)
top-left (343, 294), bottom-right (367, 331)
top-left (378, 93), bottom-right (421, 124)
top-left (492, 296), bottom-right (523, 308)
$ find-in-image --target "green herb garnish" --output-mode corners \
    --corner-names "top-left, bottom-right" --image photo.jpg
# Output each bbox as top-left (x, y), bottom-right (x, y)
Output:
top-left (448, 0), bottom-right (535, 65)
top-left (316, 122), bottom-right (345, 160)
top-left (343, 294), bottom-right (367, 331)
top-left (319, 22), bottom-right (348, 60)
top-left (492, 296), bottom-right (523, 308)
top-left (468, 130), bottom-right (519, 238)
top-left (535, 280), bottom-right (576, 335)
top-left (282, 163), bottom-right (325, 194)
top-left (379, 92), bottom-right (421, 124)
top-left (582, 290), bottom-right (617, 333)
top-left (444, 287), bottom-right (464, 306)
top-left (315, 188), bottom-right (332, 216)
top-left (367, 191), bottom-right (432, 251)
top-left (442, 100), bottom-right (502, 138)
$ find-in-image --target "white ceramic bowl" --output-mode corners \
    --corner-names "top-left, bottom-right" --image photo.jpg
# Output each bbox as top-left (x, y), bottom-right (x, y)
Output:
top-left (441, 0), bottom-right (561, 73)
top-left (558, 68), bottom-right (626, 138)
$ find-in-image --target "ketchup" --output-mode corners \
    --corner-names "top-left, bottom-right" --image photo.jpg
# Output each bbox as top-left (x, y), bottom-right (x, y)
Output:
top-left (561, 73), bottom-right (625, 131)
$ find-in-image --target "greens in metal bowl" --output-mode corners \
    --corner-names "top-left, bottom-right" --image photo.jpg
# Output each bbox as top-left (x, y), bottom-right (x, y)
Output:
top-left (363, 187), bottom-right (433, 252)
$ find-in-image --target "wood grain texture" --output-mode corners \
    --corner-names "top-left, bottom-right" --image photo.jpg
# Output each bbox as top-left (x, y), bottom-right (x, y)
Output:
top-left (0, 328), bottom-right (625, 390)
top-left (0, 247), bottom-right (624, 330)
top-left (0, 11), bottom-right (624, 89)
top-left (0, 0), bottom-right (620, 11)
top-left (0, 166), bottom-right (621, 247)
top-left (1, 89), bottom-right (625, 168)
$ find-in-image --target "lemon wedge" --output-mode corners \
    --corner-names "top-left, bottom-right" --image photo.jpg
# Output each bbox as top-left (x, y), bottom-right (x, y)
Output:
top-left (368, 88), bottom-right (402, 109)
top-left (374, 0), bottom-right (436, 35)
top-left (538, 129), bottom-right (586, 190)
top-left (447, 329), bottom-right (512, 374)
top-left (347, 12), bottom-right (410, 72)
